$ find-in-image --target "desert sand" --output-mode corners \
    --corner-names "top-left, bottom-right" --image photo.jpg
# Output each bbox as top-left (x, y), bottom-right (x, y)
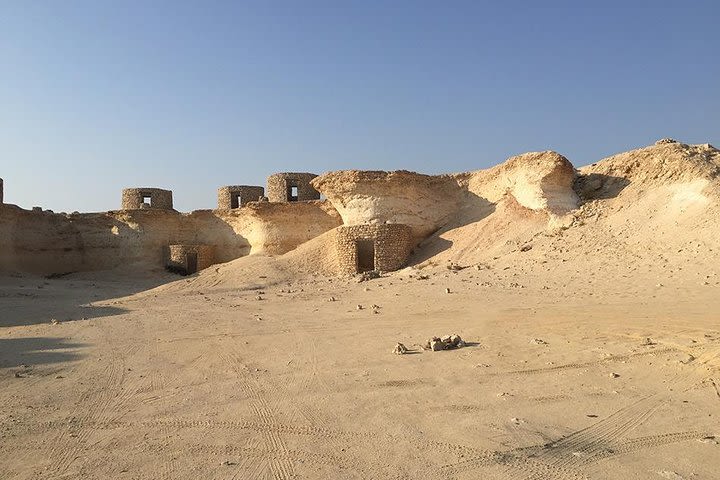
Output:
top-left (1, 140), bottom-right (719, 479)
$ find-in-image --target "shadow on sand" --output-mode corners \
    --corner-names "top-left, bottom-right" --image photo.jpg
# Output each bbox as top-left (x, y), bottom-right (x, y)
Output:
top-left (574, 173), bottom-right (631, 200)
top-left (0, 337), bottom-right (87, 368)
top-left (0, 271), bottom-right (173, 328)
top-left (409, 193), bottom-right (497, 264)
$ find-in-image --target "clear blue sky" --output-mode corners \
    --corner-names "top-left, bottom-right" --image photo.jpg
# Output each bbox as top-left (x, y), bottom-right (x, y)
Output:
top-left (2, 1), bottom-right (718, 212)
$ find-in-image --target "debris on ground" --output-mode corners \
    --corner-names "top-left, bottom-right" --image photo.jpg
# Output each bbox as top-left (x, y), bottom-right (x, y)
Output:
top-left (392, 343), bottom-right (408, 355)
top-left (357, 271), bottom-right (381, 282)
top-left (424, 334), bottom-right (466, 351)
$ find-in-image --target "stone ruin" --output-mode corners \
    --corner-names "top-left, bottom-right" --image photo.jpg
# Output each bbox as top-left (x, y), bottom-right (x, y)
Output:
top-left (267, 172), bottom-right (320, 202)
top-left (335, 223), bottom-right (413, 275)
top-left (121, 188), bottom-right (174, 210)
top-left (0, 178), bottom-right (3, 205)
top-left (217, 185), bottom-right (265, 209)
top-left (166, 244), bottom-right (215, 275)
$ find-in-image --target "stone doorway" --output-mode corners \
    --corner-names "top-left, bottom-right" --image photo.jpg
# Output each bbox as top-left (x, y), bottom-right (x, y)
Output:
top-left (356, 240), bottom-right (375, 273)
top-left (186, 252), bottom-right (198, 274)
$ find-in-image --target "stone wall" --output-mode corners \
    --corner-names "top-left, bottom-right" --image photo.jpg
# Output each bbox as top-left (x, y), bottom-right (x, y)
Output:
top-left (217, 185), bottom-right (265, 209)
top-left (0, 178), bottom-right (3, 204)
top-left (0, 200), bottom-right (341, 275)
top-left (167, 244), bottom-right (215, 274)
top-left (267, 172), bottom-right (320, 202)
top-left (335, 223), bottom-right (413, 275)
top-left (122, 188), bottom-right (174, 210)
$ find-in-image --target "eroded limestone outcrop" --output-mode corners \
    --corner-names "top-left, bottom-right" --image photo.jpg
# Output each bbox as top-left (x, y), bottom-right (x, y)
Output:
top-left (312, 170), bottom-right (464, 241)
top-left (312, 151), bottom-right (579, 247)
top-left (0, 201), bottom-right (341, 275)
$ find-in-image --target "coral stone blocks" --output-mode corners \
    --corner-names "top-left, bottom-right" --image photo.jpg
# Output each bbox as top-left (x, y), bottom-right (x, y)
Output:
top-left (267, 173), bottom-right (320, 202)
top-left (121, 188), bottom-right (173, 210)
top-left (217, 185), bottom-right (265, 209)
top-left (335, 224), bottom-right (413, 275)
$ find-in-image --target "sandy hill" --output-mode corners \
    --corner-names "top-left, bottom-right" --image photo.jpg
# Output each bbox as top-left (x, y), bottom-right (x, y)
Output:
top-left (169, 140), bottom-right (719, 295)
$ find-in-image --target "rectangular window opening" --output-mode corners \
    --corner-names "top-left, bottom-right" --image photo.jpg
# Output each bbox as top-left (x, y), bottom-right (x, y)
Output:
top-left (287, 183), bottom-right (299, 202)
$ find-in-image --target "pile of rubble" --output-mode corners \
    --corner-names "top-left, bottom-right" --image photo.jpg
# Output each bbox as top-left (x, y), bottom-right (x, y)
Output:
top-left (392, 334), bottom-right (467, 355)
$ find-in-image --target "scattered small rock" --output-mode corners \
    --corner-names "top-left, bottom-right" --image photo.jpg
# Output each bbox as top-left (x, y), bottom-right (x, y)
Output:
top-left (679, 354), bottom-right (695, 365)
top-left (357, 271), bottom-right (381, 282)
top-left (610, 372), bottom-right (620, 378)
top-left (356, 304), bottom-right (363, 310)
top-left (329, 296), bottom-right (336, 302)
top-left (656, 471), bottom-right (685, 480)
top-left (530, 338), bottom-right (548, 345)
top-left (655, 138), bottom-right (679, 145)
top-left (445, 288), bottom-right (451, 294)
top-left (520, 244), bottom-right (533, 252)
top-left (392, 343), bottom-right (408, 355)
top-left (255, 295), bottom-right (263, 301)
top-left (50, 319), bottom-right (61, 325)
top-left (642, 337), bottom-right (656, 346)
top-left (698, 435), bottom-right (718, 445)
top-left (424, 334), bottom-right (466, 351)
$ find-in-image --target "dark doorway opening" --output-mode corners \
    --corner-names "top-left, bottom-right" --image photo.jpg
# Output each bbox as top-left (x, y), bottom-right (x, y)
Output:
top-left (186, 252), bottom-right (198, 274)
top-left (287, 182), bottom-right (299, 202)
top-left (231, 194), bottom-right (241, 208)
top-left (356, 240), bottom-right (375, 273)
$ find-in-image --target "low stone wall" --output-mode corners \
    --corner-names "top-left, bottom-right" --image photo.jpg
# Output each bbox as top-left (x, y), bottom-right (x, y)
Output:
top-left (267, 172), bottom-right (320, 202)
top-left (122, 188), bottom-right (173, 210)
top-left (167, 244), bottom-right (215, 274)
top-left (217, 185), bottom-right (265, 209)
top-left (335, 223), bottom-right (413, 275)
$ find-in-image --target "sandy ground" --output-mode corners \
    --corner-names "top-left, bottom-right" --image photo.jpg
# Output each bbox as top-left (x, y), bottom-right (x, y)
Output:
top-left (1, 258), bottom-right (719, 480)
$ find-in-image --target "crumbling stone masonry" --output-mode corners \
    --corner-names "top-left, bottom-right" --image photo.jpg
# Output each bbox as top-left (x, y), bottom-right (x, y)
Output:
top-left (0, 178), bottom-right (3, 204)
top-left (267, 172), bottom-right (320, 202)
top-left (335, 224), bottom-right (413, 275)
top-left (121, 188), bottom-right (174, 210)
top-left (217, 185), bottom-right (265, 209)
top-left (167, 244), bottom-right (215, 275)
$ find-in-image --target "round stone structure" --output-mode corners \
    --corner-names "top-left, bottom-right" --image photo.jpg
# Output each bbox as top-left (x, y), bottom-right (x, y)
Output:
top-left (166, 244), bottom-right (215, 275)
top-left (217, 185), bottom-right (265, 209)
top-left (335, 223), bottom-right (413, 275)
top-left (121, 188), bottom-right (173, 210)
top-left (267, 172), bottom-right (320, 202)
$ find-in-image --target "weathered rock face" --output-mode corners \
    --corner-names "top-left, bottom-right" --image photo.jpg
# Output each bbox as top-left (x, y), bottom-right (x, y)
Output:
top-left (455, 151), bottom-right (579, 214)
top-left (575, 142), bottom-right (720, 200)
top-left (311, 170), bottom-right (465, 240)
top-left (0, 201), bottom-right (341, 275)
top-left (312, 152), bottom-right (579, 244)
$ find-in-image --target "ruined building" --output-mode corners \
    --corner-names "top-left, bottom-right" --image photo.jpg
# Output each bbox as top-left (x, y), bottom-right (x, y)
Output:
top-left (121, 188), bottom-right (174, 210)
top-left (217, 185), bottom-right (265, 209)
top-left (335, 224), bottom-right (413, 275)
top-left (167, 244), bottom-right (215, 275)
top-left (267, 172), bottom-right (320, 202)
